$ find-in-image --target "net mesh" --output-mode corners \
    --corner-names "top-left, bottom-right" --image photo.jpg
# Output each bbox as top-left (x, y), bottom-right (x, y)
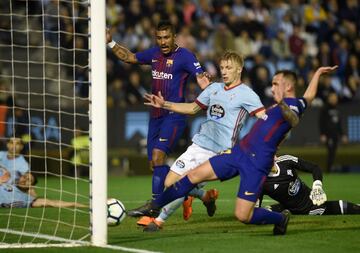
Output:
top-left (0, 0), bottom-right (90, 244)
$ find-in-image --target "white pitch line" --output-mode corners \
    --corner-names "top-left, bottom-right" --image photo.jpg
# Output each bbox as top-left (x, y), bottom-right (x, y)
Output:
top-left (0, 229), bottom-right (161, 253)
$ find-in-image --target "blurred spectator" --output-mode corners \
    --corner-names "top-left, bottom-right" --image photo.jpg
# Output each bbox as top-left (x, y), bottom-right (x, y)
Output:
top-left (196, 29), bottom-right (215, 60)
top-left (122, 26), bottom-right (140, 51)
top-left (107, 78), bottom-right (127, 109)
top-left (295, 55), bottom-right (311, 83)
top-left (0, 79), bottom-right (12, 139)
top-left (289, 25), bottom-right (305, 58)
top-left (125, 0), bottom-right (142, 27)
top-left (106, 0), bottom-right (123, 26)
top-left (278, 11), bottom-right (294, 39)
top-left (126, 71), bottom-right (147, 105)
top-left (332, 38), bottom-right (350, 81)
top-left (213, 23), bottom-right (235, 57)
top-left (182, 0), bottom-right (197, 25)
top-left (339, 0), bottom-right (360, 31)
top-left (317, 42), bottom-right (333, 67)
top-left (343, 54), bottom-right (360, 101)
top-left (319, 92), bottom-right (348, 171)
top-left (249, 54), bottom-right (271, 106)
top-left (303, 0), bottom-right (328, 34)
top-left (246, 0), bottom-right (270, 35)
top-left (271, 30), bottom-right (291, 61)
top-left (287, 0), bottom-right (303, 26)
top-left (135, 17), bottom-right (153, 51)
top-left (315, 72), bottom-right (336, 104)
top-left (251, 31), bottom-right (266, 56)
top-left (176, 25), bottom-right (196, 51)
top-left (234, 30), bottom-right (254, 59)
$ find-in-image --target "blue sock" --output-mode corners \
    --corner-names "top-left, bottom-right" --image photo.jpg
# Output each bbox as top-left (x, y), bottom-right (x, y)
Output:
top-left (153, 176), bottom-right (196, 207)
top-left (249, 208), bottom-right (283, 225)
top-left (152, 165), bottom-right (170, 199)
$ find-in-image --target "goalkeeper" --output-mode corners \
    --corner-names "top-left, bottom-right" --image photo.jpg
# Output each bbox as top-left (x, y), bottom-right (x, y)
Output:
top-left (259, 155), bottom-right (360, 215)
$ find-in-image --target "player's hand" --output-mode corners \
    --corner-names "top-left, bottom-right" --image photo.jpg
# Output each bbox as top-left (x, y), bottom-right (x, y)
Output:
top-left (309, 180), bottom-right (327, 206)
top-left (196, 72), bottom-right (212, 89)
top-left (273, 88), bottom-right (286, 104)
top-left (0, 167), bottom-right (10, 184)
top-left (106, 28), bottom-right (112, 43)
top-left (316, 65), bottom-right (338, 76)
top-left (144, 91), bottom-right (165, 108)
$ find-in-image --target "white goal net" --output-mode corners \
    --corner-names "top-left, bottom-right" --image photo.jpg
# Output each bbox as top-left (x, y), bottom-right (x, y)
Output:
top-left (0, 0), bottom-right (107, 247)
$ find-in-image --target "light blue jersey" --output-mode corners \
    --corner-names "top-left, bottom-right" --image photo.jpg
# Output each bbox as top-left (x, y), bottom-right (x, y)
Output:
top-left (193, 82), bottom-right (264, 153)
top-left (0, 183), bottom-right (35, 208)
top-left (0, 152), bottom-right (29, 184)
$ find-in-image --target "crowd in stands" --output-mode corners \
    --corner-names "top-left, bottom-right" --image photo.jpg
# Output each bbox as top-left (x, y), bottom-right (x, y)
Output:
top-left (0, 0), bottom-right (359, 109)
top-left (106, 0), bottom-right (360, 108)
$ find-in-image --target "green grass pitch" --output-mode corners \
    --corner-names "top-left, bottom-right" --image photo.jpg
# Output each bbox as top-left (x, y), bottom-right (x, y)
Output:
top-left (1, 173), bottom-right (360, 253)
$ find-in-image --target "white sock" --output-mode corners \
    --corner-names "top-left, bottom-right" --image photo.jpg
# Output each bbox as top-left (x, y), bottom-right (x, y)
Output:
top-left (157, 197), bottom-right (185, 222)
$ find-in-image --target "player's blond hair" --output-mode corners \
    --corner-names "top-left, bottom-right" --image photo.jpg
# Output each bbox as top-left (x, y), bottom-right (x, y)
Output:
top-left (219, 51), bottom-right (244, 69)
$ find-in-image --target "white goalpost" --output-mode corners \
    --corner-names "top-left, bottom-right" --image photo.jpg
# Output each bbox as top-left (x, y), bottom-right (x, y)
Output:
top-left (0, 0), bottom-right (107, 248)
top-left (90, 0), bottom-right (107, 247)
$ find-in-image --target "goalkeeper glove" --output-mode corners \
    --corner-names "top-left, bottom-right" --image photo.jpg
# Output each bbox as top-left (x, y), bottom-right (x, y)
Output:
top-left (309, 180), bottom-right (327, 206)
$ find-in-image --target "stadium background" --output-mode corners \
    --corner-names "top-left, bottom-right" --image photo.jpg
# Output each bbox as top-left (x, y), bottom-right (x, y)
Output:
top-left (0, 0), bottom-right (359, 175)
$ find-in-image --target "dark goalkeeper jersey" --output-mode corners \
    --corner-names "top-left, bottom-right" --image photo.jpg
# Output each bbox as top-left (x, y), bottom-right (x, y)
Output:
top-left (261, 155), bottom-right (323, 214)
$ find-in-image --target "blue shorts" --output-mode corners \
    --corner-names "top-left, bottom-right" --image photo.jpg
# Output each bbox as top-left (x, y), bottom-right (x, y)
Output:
top-left (147, 114), bottom-right (186, 161)
top-left (209, 145), bottom-right (267, 202)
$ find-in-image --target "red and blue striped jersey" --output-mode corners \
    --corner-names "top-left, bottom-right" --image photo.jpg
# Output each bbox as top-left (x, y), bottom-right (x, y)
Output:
top-left (136, 46), bottom-right (203, 118)
top-left (240, 97), bottom-right (307, 170)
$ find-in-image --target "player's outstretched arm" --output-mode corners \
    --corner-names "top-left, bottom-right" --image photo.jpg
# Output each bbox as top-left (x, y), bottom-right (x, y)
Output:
top-left (303, 65), bottom-right (338, 104)
top-left (273, 88), bottom-right (299, 127)
top-left (32, 198), bottom-right (87, 208)
top-left (144, 92), bottom-right (201, 115)
top-left (106, 28), bottom-right (137, 64)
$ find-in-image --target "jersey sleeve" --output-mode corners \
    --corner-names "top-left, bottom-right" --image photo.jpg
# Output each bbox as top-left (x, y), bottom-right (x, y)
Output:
top-left (296, 97), bottom-right (307, 116)
top-left (194, 83), bottom-right (219, 110)
top-left (18, 157), bottom-right (30, 174)
top-left (296, 157), bottom-right (323, 181)
top-left (242, 89), bottom-right (264, 116)
top-left (181, 50), bottom-right (204, 76)
top-left (135, 47), bottom-right (158, 65)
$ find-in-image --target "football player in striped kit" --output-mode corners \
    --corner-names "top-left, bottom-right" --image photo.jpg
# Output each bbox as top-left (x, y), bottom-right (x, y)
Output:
top-left (107, 20), bottom-right (211, 225)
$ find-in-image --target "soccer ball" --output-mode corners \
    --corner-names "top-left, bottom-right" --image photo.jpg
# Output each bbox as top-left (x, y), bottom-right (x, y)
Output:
top-left (107, 198), bottom-right (126, 226)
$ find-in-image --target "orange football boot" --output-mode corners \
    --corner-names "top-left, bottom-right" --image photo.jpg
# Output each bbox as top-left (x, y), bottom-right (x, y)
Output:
top-left (182, 196), bottom-right (194, 221)
top-left (136, 216), bottom-right (155, 226)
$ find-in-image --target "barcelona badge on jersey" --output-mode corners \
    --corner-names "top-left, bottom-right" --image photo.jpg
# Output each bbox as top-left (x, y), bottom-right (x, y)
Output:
top-left (166, 59), bottom-right (173, 67)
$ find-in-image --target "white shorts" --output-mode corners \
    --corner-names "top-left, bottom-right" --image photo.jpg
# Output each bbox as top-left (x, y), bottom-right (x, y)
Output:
top-left (170, 143), bottom-right (217, 176)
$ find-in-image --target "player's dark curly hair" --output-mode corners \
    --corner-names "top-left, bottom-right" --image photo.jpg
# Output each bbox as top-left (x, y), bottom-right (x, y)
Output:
top-left (156, 20), bottom-right (175, 34)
